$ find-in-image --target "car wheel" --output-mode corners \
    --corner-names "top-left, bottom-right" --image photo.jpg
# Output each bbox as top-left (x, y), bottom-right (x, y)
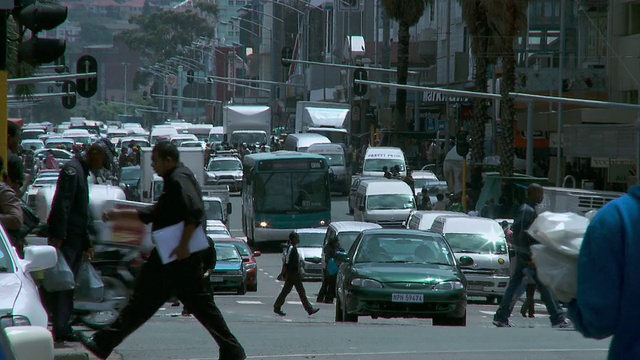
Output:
top-left (342, 297), bottom-right (358, 323)
top-left (486, 296), bottom-right (497, 304)
top-left (247, 283), bottom-right (257, 292)
top-left (237, 282), bottom-right (247, 295)
top-left (432, 311), bottom-right (466, 327)
top-left (335, 297), bottom-right (344, 322)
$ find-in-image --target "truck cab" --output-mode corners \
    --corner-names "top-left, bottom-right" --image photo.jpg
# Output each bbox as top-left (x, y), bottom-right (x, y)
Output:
top-left (202, 185), bottom-right (232, 227)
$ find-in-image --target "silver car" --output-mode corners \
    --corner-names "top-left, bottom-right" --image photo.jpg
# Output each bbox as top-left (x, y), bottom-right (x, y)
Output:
top-left (206, 156), bottom-right (243, 192)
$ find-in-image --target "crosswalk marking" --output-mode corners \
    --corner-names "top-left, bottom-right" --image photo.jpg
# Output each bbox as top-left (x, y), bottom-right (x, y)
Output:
top-left (236, 300), bottom-right (264, 305)
top-left (478, 310), bottom-right (549, 318)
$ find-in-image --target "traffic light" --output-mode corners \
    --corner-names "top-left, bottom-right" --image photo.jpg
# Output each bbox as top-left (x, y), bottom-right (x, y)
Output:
top-left (13, 1), bottom-right (68, 66)
top-left (281, 46), bottom-right (293, 67)
top-left (76, 55), bottom-right (98, 98)
top-left (456, 131), bottom-right (470, 157)
top-left (353, 67), bottom-right (368, 96)
top-left (61, 80), bottom-right (76, 109)
top-left (186, 69), bottom-right (194, 84)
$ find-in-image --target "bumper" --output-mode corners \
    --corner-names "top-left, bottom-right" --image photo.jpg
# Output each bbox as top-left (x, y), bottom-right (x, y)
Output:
top-left (207, 180), bottom-right (242, 191)
top-left (343, 288), bottom-right (466, 319)
top-left (300, 262), bottom-right (323, 279)
top-left (464, 274), bottom-right (509, 297)
top-left (209, 273), bottom-right (244, 289)
top-left (253, 227), bottom-right (297, 243)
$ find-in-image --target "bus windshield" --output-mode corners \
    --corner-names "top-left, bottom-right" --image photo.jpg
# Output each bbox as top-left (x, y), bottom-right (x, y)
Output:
top-left (255, 172), bottom-right (329, 213)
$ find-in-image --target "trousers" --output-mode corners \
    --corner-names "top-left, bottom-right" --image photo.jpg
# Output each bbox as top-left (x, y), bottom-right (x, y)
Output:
top-left (274, 271), bottom-right (313, 312)
top-left (317, 271), bottom-right (337, 302)
top-left (50, 245), bottom-right (82, 339)
top-left (93, 250), bottom-right (243, 354)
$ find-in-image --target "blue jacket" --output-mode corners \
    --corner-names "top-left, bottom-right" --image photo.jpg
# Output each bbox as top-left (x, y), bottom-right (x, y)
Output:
top-left (568, 186), bottom-right (640, 359)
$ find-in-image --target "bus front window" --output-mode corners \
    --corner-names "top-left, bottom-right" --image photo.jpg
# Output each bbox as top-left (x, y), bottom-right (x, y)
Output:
top-left (256, 172), bottom-right (329, 213)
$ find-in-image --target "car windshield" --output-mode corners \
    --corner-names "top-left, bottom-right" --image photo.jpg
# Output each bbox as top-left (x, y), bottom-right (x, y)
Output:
top-left (71, 136), bottom-right (92, 145)
top-left (445, 233), bottom-right (508, 255)
top-left (255, 172), bottom-right (330, 213)
top-left (120, 167), bottom-right (140, 181)
top-left (363, 158), bottom-right (405, 172)
top-left (230, 132), bottom-right (267, 146)
top-left (297, 232), bottom-right (325, 247)
top-left (215, 246), bottom-right (240, 261)
top-left (207, 229), bottom-right (229, 237)
top-left (322, 153), bottom-right (345, 166)
top-left (209, 134), bottom-right (224, 143)
top-left (122, 140), bottom-right (149, 148)
top-left (367, 194), bottom-right (415, 210)
top-left (414, 178), bottom-right (438, 189)
top-left (204, 200), bottom-right (223, 221)
top-left (229, 242), bottom-right (251, 256)
top-left (0, 235), bottom-right (14, 272)
top-left (337, 231), bottom-right (360, 253)
top-left (423, 182), bottom-right (450, 195)
top-left (208, 160), bottom-right (242, 171)
top-left (354, 234), bottom-right (454, 265)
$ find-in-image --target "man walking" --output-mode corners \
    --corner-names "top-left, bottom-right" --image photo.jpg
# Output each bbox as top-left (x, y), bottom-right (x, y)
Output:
top-left (47, 143), bottom-right (105, 342)
top-left (78, 142), bottom-right (245, 360)
top-left (274, 232), bottom-right (320, 316)
top-left (492, 183), bottom-right (571, 328)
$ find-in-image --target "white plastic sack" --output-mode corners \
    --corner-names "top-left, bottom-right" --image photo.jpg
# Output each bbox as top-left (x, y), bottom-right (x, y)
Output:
top-left (531, 244), bottom-right (578, 302)
top-left (526, 212), bottom-right (589, 258)
top-left (75, 261), bottom-right (104, 302)
top-left (43, 249), bottom-right (75, 292)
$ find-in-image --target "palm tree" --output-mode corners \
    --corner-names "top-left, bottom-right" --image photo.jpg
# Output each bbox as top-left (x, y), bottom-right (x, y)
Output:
top-left (381, 0), bottom-right (428, 130)
top-left (486, 0), bottom-right (528, 176)
top-left (459, 0), bottom-right (502, 200)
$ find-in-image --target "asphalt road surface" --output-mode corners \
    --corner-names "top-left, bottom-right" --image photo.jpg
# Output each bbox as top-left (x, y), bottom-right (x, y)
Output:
top-left (94, 195), bottom-right (608, 360)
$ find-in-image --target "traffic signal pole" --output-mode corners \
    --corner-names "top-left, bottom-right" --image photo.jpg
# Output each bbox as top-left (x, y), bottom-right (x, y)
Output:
top-left (0, 9), bottom-right (8, 165)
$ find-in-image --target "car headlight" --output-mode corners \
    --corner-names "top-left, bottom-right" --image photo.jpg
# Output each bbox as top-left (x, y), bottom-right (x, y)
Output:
top-left (234, 174), bottom-right (243, 180)
top-left (319, 219), bottom-right (326, 226)
top-left (244, 263), bottom-right (257, 270)
top-left (0, 315), bottom-right (31, 328)
top-left (433, 281), bottom-right (464, 291)
top-left (208, 173), bottom-right (217, 180)
top-left (258, 221), bottom-right (268, 228)
top-left (237, 269), bottom-right (243, 275)
top-left (350, 278), bottom-right (383, 288)
top-left (495, 267), bottom-right (510, 276)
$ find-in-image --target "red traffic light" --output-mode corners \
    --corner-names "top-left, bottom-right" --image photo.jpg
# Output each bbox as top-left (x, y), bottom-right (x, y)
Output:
top-left (18, 36), bottom-right (66, 66)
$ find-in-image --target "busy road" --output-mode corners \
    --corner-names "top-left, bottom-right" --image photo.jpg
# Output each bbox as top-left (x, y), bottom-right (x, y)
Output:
top-left (102, 195), bottom-right (609, 360)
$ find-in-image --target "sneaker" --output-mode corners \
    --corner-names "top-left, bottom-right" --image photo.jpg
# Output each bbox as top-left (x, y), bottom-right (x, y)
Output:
top-left (492, 319), bottom-right (512, 328)
top-left (552, 319), bottom-right (573, 329)
top-left (274, 309), bottom-right (286, 316)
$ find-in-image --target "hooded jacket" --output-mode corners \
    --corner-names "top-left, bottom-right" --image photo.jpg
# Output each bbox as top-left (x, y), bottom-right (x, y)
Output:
top-left (568, 185), bottom-right (640, 359)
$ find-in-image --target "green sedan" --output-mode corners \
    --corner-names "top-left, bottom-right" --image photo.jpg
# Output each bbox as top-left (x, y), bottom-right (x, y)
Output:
top-left (335, 229), bottom-right (473, 326)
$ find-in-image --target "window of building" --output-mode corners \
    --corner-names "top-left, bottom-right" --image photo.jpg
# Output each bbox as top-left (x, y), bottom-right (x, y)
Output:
top-left (629, 4), bottom-right (640, 35)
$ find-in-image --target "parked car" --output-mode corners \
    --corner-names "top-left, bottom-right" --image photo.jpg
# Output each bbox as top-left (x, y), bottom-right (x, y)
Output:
top-left (0, 226), bottom-right (58, 329)
top-left (206, 220), bottom-right (231, 238)
top-left (335, 228), bottom-right (472, 326)
top-left (215, 238), bottom-right (261, 292)
top-left (281, 228), bottom-right (327, 280)
top-left (210, 243), bottom-right (246, 294)
top-left (118, 165), bottom-right (141, 201)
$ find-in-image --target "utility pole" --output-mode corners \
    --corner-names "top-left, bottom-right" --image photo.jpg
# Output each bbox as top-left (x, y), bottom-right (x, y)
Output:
top-left (555, 0), bottom-right (566, 186)
top-left (0, 7), bottom-right (9, 164)
top-left (123, 62), bottom-right (128, 116)
top-left (177, 65), bottom-right (184, 116)
top-left (380, 5), bottom-right (390, 109)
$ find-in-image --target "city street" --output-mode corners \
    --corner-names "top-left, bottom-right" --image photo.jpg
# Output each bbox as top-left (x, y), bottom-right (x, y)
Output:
top-left (94, 195), bottom-right (610, 360)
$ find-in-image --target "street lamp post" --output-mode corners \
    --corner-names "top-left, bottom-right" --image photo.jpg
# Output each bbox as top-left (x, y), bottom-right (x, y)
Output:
top-left (122, 62), bottom-right (128, 116)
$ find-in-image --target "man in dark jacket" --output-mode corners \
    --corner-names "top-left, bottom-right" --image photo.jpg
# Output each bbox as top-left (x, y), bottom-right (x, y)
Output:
top-left (79, 141), bottom-right (245, 360)
top-left (492, 183), bottom-right (570, 328)
top-left (47, 143), bottom-right (105, 342)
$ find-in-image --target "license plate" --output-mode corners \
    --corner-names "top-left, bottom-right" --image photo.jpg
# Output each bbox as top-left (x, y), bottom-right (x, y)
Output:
top-left (210, 276), bottom-right (223, 283)
top-left (468, 285), bottom-right (483, 291)
top-left (392, 293), bottom-right (424, 303)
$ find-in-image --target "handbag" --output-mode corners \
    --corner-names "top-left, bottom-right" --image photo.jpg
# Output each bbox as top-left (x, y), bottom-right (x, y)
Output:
top-left (327, 257), bottom-right (339, 276)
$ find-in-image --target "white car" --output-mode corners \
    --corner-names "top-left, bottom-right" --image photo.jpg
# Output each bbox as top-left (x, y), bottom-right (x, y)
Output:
top-left (0, 227), bottom-right (57, 329)
top-left (206, 220), bottom-right (231, 238)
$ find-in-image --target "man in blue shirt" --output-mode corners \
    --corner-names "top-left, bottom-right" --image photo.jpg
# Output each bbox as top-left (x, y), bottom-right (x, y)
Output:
top-left (568, 186), bottom-right (640, 359)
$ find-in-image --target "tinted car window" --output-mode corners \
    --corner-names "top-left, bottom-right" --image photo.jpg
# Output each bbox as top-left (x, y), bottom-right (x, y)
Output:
top-left (355, 234), bottom-right (453, 265)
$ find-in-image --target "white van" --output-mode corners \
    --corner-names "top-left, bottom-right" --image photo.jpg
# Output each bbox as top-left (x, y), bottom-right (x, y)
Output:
top-left (283, 133), bottom-right (330, 152)
top-left (208, 126), bottom-right (224, 145)
top-left (405, 210), bottom-right (467, 230)
top-left (308, 143), bottom-right (349, 195)
top-left (149, 127), bottom-right (178, 145)
top-left (429, 216), bottom-right (510, 303)
top-left (353, 179), bottom-right (416, 228)
top-left (362, 147), bottom-right (407, 178)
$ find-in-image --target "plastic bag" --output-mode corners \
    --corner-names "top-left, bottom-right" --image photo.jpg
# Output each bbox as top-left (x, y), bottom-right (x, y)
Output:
top-left (43, 249), bottom-right (75, 292)
top-left (75, 261), bottom-right (104, 302)
top-left (531, 244), bottom-right (578, 302)
top-left (527, 212), bottom-right (589, 258)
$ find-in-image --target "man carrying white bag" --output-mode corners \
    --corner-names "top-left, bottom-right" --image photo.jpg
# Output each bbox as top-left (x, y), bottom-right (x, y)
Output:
top-left (560, 188), bottom-right (640, 360)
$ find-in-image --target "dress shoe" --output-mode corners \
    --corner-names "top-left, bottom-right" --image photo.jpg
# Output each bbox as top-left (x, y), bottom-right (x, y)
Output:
top-left (76, 332), bottom-right (111, 360)
top-left (219, 347), bottom-right (247, 360)
top-left (307, 308), bottom-right (320, 315)
top-left (274, 309), bottom-right (286, 316)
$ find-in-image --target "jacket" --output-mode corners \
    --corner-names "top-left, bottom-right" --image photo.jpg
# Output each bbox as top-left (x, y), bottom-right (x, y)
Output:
top-left (568, 186), bottom-right (640, 359)
top-left (137, 164), bottom-right (204, 232)
top-left (47, 157), bottom-right (91, 250)
top-left (0, 183), bottom-right (23, 231)
top-left (512, 202), bottom-right (538, 261)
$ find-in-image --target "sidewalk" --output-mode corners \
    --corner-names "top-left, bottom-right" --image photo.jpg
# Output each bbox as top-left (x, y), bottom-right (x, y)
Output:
top-left (54, 342), bottom-right (123, 360)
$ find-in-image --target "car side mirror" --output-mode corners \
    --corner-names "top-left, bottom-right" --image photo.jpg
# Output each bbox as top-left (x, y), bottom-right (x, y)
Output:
top-left (253, 250), bottom-right (261, 257)
top-left (458, 256), bottom-right (474, 267)
top-left (227, 203), bottom-right (232, 214)
top-left (335, 251), bottom-right (350, 263)
top-left (23, 245), bottom-right (58, 272)
top-left (358, 205), bottom-right (365, 211)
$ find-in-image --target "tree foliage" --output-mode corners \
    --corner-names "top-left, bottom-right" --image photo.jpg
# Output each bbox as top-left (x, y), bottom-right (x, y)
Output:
top-left (116, 3), bottom-right (218, 65)
top-left (381, 0), bottom-right (429, 130)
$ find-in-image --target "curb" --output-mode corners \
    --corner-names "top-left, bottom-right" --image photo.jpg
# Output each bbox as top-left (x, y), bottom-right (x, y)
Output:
top-left (53, 349), bottom-right (90, 360)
